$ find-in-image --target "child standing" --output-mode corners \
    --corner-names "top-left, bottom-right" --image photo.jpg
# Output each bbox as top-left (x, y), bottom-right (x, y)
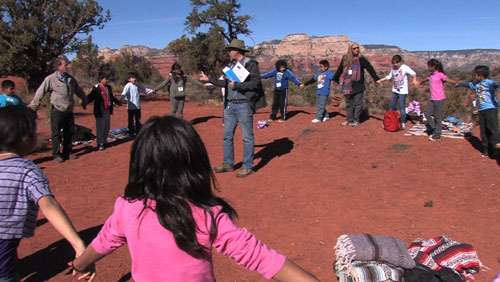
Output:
top-left (0, 106), bottom-right (94, 281)
top-left (419, 59), bottom-right (457, 141)
top-left (261, 60), bottom-right (302, 122)
top-left (121, 73), bottom-right (147, 136)
top-left (154, 63), bottom-right (188, 119)
top-left (0, 80), bottom-right (24, 108)
top-left (303, 60), bottom-right (335, 123)
top-left (377, 55), bottom-right (418, 129)
top-left (457, 65), bottom-right (500, 157)
top-left (71, 116), bottom-right (318, 282)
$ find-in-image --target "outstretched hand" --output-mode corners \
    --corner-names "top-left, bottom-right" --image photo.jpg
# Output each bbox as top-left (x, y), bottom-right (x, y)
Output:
top-left (299, 83), bottom-right (305, 89)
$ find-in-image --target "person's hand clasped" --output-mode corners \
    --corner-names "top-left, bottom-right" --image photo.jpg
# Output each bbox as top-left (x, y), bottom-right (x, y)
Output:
top-left (69, 260), bottom-right (96, 281)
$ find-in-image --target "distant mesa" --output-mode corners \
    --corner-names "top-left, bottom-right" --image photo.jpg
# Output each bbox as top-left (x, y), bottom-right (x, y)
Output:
top-left (98, 33), bottom-right (500, 77)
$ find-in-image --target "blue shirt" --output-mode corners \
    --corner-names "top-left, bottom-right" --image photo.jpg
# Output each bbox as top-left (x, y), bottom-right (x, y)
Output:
top-left (461, 79), bottom-right (499, 111)
top-left (0, 94), bottom-right (23, 108)
top-left (261, 69), bottom-right (301, 91)
top-left (314, 70), bottom-right (335, 96)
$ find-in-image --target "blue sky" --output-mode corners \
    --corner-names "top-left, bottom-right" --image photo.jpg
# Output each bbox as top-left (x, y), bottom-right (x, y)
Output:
top-left (92, 0), bottom-right (500, 51)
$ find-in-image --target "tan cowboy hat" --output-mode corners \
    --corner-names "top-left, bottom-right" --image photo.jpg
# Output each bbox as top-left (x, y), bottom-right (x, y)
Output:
top-left (225, 39), bottom-right (249, 53)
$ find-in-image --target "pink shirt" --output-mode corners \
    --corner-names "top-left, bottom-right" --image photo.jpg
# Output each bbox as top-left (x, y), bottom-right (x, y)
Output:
top-left (91, 197), bottom-right (286, 282)
top-left (428, 71), bottom-right (448, 101)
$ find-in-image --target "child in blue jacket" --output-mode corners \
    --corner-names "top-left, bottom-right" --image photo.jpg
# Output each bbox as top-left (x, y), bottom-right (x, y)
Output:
top-left (303, 60), bottom-right (335, 123)
top-left (261, 60), bottom-right (302, 122)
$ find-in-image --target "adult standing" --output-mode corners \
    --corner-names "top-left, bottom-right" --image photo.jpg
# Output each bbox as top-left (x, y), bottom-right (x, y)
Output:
top-left (333, 43), bottom-right (380, 127)
top-left (29, 55), bottom-right (88, 163)
top-left (154, 63), bottom-right (188, 118)
top-left (87, 73), bottom-right (122, 151)
top-left (199, 39), bottom-right (266, 177)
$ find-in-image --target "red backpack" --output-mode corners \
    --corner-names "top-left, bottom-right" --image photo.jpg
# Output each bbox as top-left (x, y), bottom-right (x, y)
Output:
top-left (383, 111), bottom-right (401, 132)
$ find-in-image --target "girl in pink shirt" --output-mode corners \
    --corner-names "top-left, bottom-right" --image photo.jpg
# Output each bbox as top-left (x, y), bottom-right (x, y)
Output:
top-left (420, 59), bottom-right (457, 141)
top-left (71, 116), bottom-right (318, 282)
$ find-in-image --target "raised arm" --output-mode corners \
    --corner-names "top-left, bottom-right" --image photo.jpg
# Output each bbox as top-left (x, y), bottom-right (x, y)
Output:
top-left (332, 58), bottom-right (345, 83)
top-left (29, 78), bottom-right (51, 110)
top-left (286, 70), bottom-right (302, 86)
top-left (362, 57), bottom-right (380, 82)
top-left (213, 211), bottom-right (318, 281)
top-left (261, 70), bottom-right (276, 79)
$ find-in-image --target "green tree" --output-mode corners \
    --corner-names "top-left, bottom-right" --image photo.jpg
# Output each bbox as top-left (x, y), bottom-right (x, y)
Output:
top-left (109, 51), bottom-right (163, 86)
top-left (168, 29), bottom-right (227, 76)
top-left (186, 0), bottom-right (251, 42)
top-left (0, 0), bottom-right (110, 90)
top-left (71, 36), bottom-right (103, 88)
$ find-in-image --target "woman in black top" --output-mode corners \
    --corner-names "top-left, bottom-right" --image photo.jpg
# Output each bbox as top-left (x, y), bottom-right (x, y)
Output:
top-left (333, 43), bottom-right (380, 127)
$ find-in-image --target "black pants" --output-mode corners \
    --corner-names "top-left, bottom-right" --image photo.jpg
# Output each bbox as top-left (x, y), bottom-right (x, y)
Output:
top-left (270, 89), bottom-right (288, 120)
top-left (50, 108), bottom-right (74, 158)
top-left (345, 91), bottom-right (364, 122)
top-left (479, 108), bottom-right (499, 155)
top-left (127, 109), bottom-right (141, 135)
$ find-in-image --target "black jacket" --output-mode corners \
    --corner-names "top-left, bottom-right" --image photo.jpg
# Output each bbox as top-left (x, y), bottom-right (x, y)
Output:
top-left (209, 58), bottom-right (267, 113)
top-left (87, 84), bottom-right (121, 118)
top-left (332, 55), bottom-right (380, 94)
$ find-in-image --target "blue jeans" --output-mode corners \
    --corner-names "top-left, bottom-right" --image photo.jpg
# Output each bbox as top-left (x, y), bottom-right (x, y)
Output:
top-left (390, 92), bottom-right (407, 123)
top-left (316, 95), bottom-right (329, 120)
top-left (223, 102), bottom-right (254, 169)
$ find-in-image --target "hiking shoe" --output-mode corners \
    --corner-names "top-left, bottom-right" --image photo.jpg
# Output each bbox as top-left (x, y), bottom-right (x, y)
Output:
top-left (53, 156), bottom-right (65, 163)
top-left (350, 122), bottom-right (360, 127)
top-left (236, 168), bottom-right (254, 178)
top-left (428, 135), bottom-right (441, 142)
top-left (214, 163), bottom-right (234, 173)
top-left (312, 119), bottom-right (321, 123)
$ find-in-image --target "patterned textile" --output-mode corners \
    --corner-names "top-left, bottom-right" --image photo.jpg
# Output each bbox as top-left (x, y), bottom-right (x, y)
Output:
top-left (339, 57), bottom-right (361, 95)
top-left (406, 101), bottom-right (422, 116)
top-left (404, 123), bottom-right (473, 139)
top-left (334, 234), bottom-right (415, 275)
top-left (408, 236), bottom-right (482, 280)
top-left (336, 261), bottom-right (404, 282)
top-left (403, 264), bottom-right (463, 282)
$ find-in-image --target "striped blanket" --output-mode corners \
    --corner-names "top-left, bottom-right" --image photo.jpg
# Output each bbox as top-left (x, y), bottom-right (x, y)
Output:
top-left (336, 261), bottom-right (404, 282)
top-left (405, 123), bottom-right (473, 139)
top-left (334, 234), bottom-right (415, 275)
top-left (408, 236), bottom-right (482, 280)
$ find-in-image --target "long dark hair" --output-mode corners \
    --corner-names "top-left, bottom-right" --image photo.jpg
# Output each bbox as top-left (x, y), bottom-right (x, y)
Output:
top-left (427, 59), bottom-right (445, 74)
top-left (171, 62), bottom-right (185, 83)
top-left (124, 116), bottom-right (236, 259)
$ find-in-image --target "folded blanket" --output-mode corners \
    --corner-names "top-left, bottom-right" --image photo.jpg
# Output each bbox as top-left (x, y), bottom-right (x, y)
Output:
top-left (336, 261), bottom-right (404, 282)
top-left (408, 236), bottom-right (482, 280)
top-left (334, 234), bottom-right (416, 274)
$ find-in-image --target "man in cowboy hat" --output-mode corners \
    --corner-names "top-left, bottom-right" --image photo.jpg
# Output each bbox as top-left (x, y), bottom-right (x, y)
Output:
top-left (200, 39), bottom-right (266, 177)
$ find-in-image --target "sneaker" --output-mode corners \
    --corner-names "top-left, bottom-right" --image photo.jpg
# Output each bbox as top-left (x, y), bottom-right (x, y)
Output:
top-left (53, 156), bottom-right (65, 163)
top-left (401, 123), bottom-right (406, 129)
top-left (98, 145), bottom-right (105, 151)
top-left (341, 121), bottom-right (350, 126)
top-left (312, 119), bottom-right (321, 123)
top-left (350, 122), bottom-right (360, 127)
top-left (322, 117), bottom-right (330, 122)
top-left (278, 119), bottom-right (286, 123)
top-left (236, 168), bottom-right (254, 178)
top-left (214, 163), bottom-right (234, 173)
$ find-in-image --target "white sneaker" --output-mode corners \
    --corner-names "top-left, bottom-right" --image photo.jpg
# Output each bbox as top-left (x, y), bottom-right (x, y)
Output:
top-left (323, 117), bottom-right (330, 122)
top-left (312, 119), bottom-right (321, 123)
top-left (401, 123), bottom-right (406, 129)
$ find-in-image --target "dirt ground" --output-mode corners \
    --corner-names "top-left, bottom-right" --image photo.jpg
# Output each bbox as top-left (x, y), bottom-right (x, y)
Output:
top-left (17, 99), bottom-right (500, 281)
